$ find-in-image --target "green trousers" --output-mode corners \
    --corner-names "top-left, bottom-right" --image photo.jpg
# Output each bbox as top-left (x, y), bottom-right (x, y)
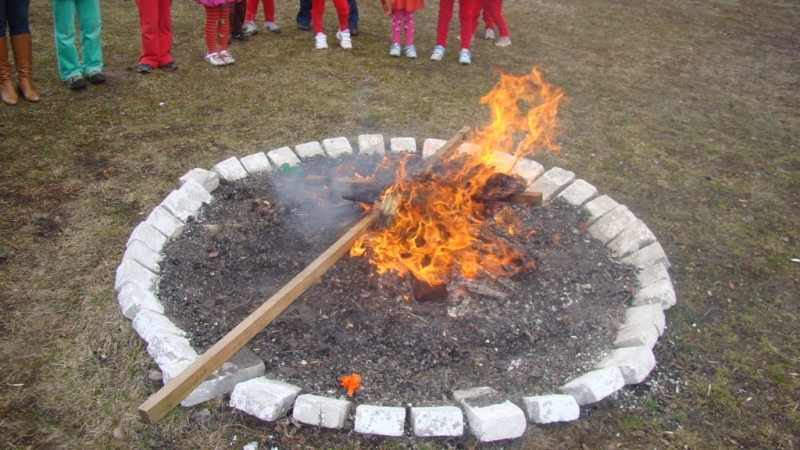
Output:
top-left (52, 0), bottom-right (103, 81)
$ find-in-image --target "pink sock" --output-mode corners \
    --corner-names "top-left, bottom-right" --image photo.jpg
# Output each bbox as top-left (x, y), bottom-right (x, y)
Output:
top-left (404, 11), bottom-right (415, 46)
top-left (391, 10), bottom-right (403, 44)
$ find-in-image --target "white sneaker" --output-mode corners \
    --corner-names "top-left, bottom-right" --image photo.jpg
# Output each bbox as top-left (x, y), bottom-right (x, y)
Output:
top-left (204, 52), bottom-right (226, 66)
top-left (315, 33), bottom-right (328, 49)
top-left (264, 21), bottom-right (281, 33)
top-left (495, 36), bottom-right (511, 47)
top-left (389, 43), bottom-right (401, 57)
top-left (336, 29), bottom-right (352, 49)
top-left (243, 20), bottom-right (258, 36)
top-left (219, 49), bottom-right (235, 64)
top-left (430, 45), bottom-right (445, 61)
top-left (404, 45), bottom-right (417, 59)
top-left (485, 28), bottom-right (495, 40)
top-left (458, 49), bottom-right (471, 65)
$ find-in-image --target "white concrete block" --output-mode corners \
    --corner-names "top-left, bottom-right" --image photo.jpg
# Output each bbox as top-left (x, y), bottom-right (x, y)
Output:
top-left (122, 240), bottom-right (161, 273)
top-left (530, 167), bottom-right (576, 201)
top-left (457, 142), bottom-right (483, 156)
top-left (512, 157), bottom-right (545, 182)
top-left (623, 304), bottom-right (666, 335)
top-left (322, 137), bottom-right (353, 158)
top-left (410, 406), bottom-right (463, 437)
top-left (354, 405), bottom-right (406, 437)
top-left (181, 348), bottom-right (265, 407)
top-left (422, 138), bottom-right (446, 159)
top-left (294, 141), bottom-right (325, 159)
top-left (179, 168), bottom-right (220, 193)
top-left (621, 241), bottom-right (671, 269)
top-left (521, 394), bottom-right (580, 424)
top-left (583, 195), bottom-right (619, 225)
top-left (211, 156), bottom-right (248, 182)
top-left (614, 322), bottom-right (659, 349)
top-left (637, 262), bottom-right (671, 289)
top-left (588, 205), bottom-right (637, 244)
top-left (358, 134), bottom-right (385, 155)
top-left (293, 394), bottom-right (352, 429)
top-left (462, 401), bottom-right (526, 442)
top-left (557, 179), bottom-right (598, 207)
top-left (452, 386), bottom-right (498, 403)
top-left (146, 334), bottom-right (197, 367)
top-left (126, 221), bottom-right (168, 252)
top-left (607, 219), bottom-right (656, 258)
top-left (487, 151), bottom-right (516, 173)
top-left (230, 378), bottom-right (302, 422)
top-left (115, 259), bottom-right (159, 293)
top-left (179, 179), bottom-right (214, 205)
top-left (146, 206), bottom-right (185, 239)
top-left (390, 137), bottom-right (416, 153)
top-left (161, 189), bottom-right (202, 223)
top-left (632, 278), bottom-right (677, 310)
top-left (118, 282), bottom-right (164, 319)
top-left (267, 146), bottom-right (301, 168)
top-left (595, 346), bottom-right (656, 385)
top-left (133, 309), bottom-right (187, 343)
top-left (240, 152), bottom-right (272, 174)
top-left (558, 367), bottom-right (625, 405)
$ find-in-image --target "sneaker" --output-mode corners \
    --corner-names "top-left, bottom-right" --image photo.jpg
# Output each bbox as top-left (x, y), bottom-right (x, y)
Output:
top-left (389, 43), bottom-right (401, 57)
top-left (243, 20), bottom-right (258, 35)
top-left (404, 45), bottom-right (417, 59)
top-left (160, 61), bottom-right (178, 71)
top-left (485, 28), bottom-right (495, 40)
top-left (86, 71), bottom-right (106, 84)
top-left (350, 28), bottom-right (359, 37)
top-left (137, 63), bottom-right (154, 73)
top-left (65, 75), bottom-right (86, 90)
top-left (264, 21), bottom-right (281, 33)
top-left (231, 32), bottom-right (249, 41)
top-left (430, 45), bottom-right (445, 61)
top-left (205, 52), bottom-right (226, 66)
top-left (336, 29), bottom-right (352, 49)
top-left (495, 36), bottom-right (511, 47)
top-left (315, 33), bottom-right (328, 49)
top-left (219, 50), bottom-right (235, 64)
top-left (297, 22), bottom-right (310, 31)
top-left (459, 49), bottom-right (471, 65)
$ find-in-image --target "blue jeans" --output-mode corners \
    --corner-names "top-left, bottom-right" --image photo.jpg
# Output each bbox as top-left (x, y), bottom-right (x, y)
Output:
top-left (1, 0), bottom-right (31, 36)
top-left (297, 0), bottom-right (358, 30)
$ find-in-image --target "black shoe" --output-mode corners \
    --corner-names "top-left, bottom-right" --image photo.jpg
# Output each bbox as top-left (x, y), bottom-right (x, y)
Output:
top-left (160, 61), bottom-right (178, 71)
top-left (231, 32), bottom-right (249, 41)
top-left (65, 75), bottom-right (86, 90)
top-left (297, 22), bottom-right (310, 31)
top-left (350, 28), bottom-right (359, 37)
top-left (137, 63), bottom-right (154, 74)
top-left (86, 71), bottom-right (106, 84)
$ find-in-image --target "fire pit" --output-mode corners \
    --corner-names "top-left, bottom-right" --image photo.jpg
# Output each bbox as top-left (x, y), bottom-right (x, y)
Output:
top-left (117, 70), bottom-right (676, 443)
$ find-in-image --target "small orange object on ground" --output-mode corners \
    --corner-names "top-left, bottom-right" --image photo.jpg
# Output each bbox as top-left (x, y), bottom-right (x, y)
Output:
top-left (340, 373), bottom-right (361, 396)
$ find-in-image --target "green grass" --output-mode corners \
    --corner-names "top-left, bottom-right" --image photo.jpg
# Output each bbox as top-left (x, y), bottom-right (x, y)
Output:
top-left (2, 0), bottom-right (800, 448)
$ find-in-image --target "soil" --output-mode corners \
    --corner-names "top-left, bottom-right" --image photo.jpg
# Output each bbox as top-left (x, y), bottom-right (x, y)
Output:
top-left (158, 153), bottom-right (637, 409)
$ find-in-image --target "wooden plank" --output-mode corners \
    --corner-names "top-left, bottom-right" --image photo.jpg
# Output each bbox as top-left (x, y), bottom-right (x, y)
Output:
top-left (424, 126), bottom-right (471, 169)
top-left (137, 211), bottom-right (378, 424)
top-left (304, 175), bottom-right (378, 187)
top-left (503, 191), bottom-right (543, 204)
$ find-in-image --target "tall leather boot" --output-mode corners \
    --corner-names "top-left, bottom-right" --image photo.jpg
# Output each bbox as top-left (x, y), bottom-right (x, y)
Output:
top-left (0, 37), bottom-right (19, 105)
top-left (10, 34), bottom-right (40, 102)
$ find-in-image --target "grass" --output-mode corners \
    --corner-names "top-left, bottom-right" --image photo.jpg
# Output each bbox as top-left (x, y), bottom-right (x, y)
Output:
top-left (1, 0), bottom-right (799, 448)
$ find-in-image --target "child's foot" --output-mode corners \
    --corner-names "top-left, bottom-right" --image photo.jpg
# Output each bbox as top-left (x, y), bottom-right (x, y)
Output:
top-left (404, 45), bottom-right (417, 59)
top-left (243, 20), bottom-right (258, 36)
top-left (205, 52), bottom-right (226, 66)
top-left (219, 49), bottom-right (235, 64)
top-left (430, 45), bottom-right (445, 61)
top-left (264, 21), bottom-right (281, 33)
top-left (459, 49), bottom-right (471, 65)
top-left (389, 43), bottom-right (401, 57)
top-left (231, 32), bottom-right (248, 41)
top-left (336, 29), bottom-right (352, 49)
top-left (485, 28), bottom-right (495, 40)
top-left (495, 36), bottom-right (511, 47)
top-left (315, 33), bottom-right (328, 49)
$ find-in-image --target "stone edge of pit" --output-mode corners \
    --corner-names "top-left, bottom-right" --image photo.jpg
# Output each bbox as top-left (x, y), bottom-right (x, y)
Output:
top-left (116, 136), bottom-right (676, 441)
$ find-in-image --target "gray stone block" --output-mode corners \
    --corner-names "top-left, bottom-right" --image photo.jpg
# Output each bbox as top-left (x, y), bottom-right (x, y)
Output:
top-left (322, 137), bottom-right (353, 158)
top-left (115, 258), bottom-right (159, 293)
top-left (147, 333), bottom-right (197, 367)
top-left (230, 377), bottom-right (302, 422)
top-left (557, 367), bottom-right (625, 405)
top-left (557, 179), bottom-right (598, 206)
top-left (161, 189), bottom-right (202, 223)
top-left (410, 406), bottom-right (463, 437)
top-left (390, 137), bottom-right (416, 153)
top-left (132, 309), bottom-right (187, 343)
top-left (422, 138), bottom-right (446, 159)
top-left (588, 205), bottom-right (637, 244)
top-left (179, 168), bottom-right (220, 193)
top-left (267, 146), bottom-right (301, 168)
top-left (530, 167), bottom-right (576, 201)
top-left (595, 346), bottom-right (656, 385)
top-left (632, 278), bottom-right (677, 310)
top-left (607, 219), bottom-right (656, 257)
top-left (293, 394), bottom-right (352, 429)
top-left (354, 405), bottom-right (406, 437)
top-left (122, 240), bottom-right (162, 273)
top-left (583, 195), bottom-right (619, 225)
top-left (146, 206), bottom-right (185, 239)
top-left (622, 303), bottom-right (666, 335)
top-left (461, 401), bottom-right (526, 442)
top-left (240, 152), bottom-right (272, 174)
top-left (621, 241), bottom-right (671, 269)
top-left (181, 348), bottom-right (265, 407)
top-left (211, 156), bottom-right (248, 182)
top-left (522, 394), bottom-right (580, 424)
top-left (180, 179), bottom-right (214, 205)
top-left (118, 281), bottom-right (164, 319)
top-left (614, 322), bottom-right (659, 349)
top-left (637, 262), bottom-right (671, 288)
top-left (512, 157), bottom-right (545, 182)
top-left (126, 221), bottom-right (168, 252)
top-left (294, 141), bottom-right (325, 159)
top-left (358, 134), bottom-right (385, 155)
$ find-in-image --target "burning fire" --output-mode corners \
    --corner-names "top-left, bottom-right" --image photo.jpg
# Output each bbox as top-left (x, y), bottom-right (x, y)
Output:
top-left (350, 68), bottom-right (565, 286)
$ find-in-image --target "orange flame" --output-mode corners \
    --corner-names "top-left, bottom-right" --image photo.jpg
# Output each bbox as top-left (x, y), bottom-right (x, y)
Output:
top-left (351, 68), bottom-right (565, 286)
top-left (340, 373), bottom-right (361, 396)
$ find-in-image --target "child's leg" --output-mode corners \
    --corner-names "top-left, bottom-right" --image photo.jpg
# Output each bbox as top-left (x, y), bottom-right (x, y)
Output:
top-left (489, 0), bottom-right (508, 36)
top-left (218, 5), bottom-right (231, 50)
top-left (436, 0), bottom-right (455, 48)
top-left (262, 0), bottom-right (275, 22)
top-left (391, 10), bottom-right (402, 44)
top-left (332, 0), bottom-right (350, 31)
top-left (204, 5), bottom-right (220, 53)
top-left (245, 0), bottom-right (259, 21)
top-left (404, 10), bottom-right (414, 46)
top-left (482, 0), bottom-right (494, 29)
top-left (311, 0), bottom-right (325, 33)
top-left (458, 0), bottom-right (478, 50)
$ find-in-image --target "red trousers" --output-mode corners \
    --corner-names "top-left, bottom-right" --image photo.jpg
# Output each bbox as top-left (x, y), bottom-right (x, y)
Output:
top-left (136, 0), bottom-right (174, 68)
top-left (311, 0), bottom-right (349, 34)
top-left (245, 0), bottom-right (275, 22)
top-left (477, 0), bottom-right (508, 37)
top-left (436, 0), bottom-right (479, 50)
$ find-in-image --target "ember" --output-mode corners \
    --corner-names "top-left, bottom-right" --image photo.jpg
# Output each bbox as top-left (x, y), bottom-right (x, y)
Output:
top-left (340, 373), bottom-right (361, 396)
top-left (351, 68), bottom-right (565, 287)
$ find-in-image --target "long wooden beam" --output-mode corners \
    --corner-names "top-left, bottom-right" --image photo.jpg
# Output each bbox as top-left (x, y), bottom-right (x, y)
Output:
top-left (137, 127), bottom-right (470, 424)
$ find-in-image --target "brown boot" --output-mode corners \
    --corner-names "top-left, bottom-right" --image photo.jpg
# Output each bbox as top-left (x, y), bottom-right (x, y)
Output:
top-left (0, 37), bottom-right (18, 105)
top-left (10, 34), bottom-right (40, 102)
